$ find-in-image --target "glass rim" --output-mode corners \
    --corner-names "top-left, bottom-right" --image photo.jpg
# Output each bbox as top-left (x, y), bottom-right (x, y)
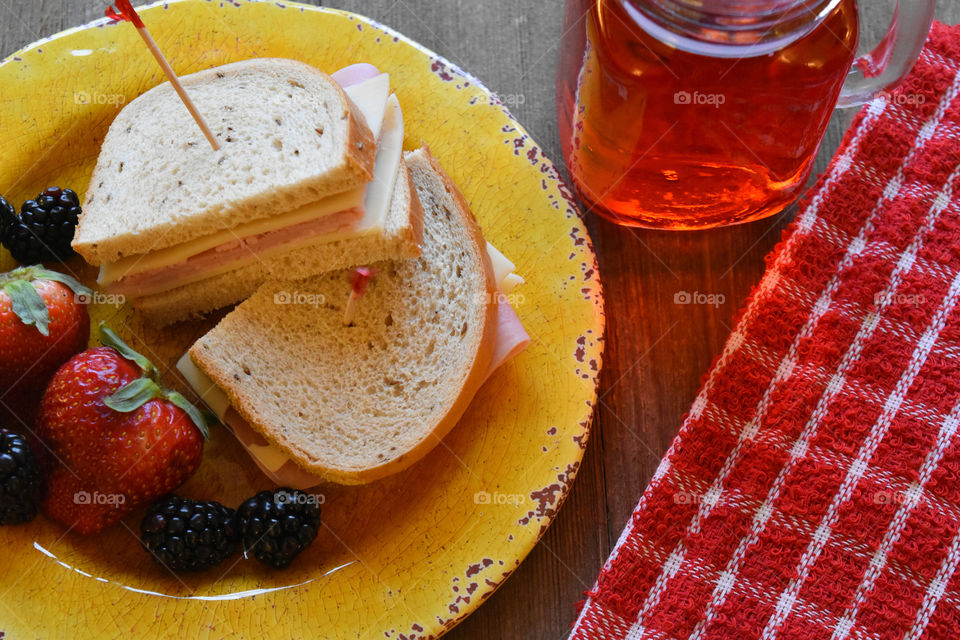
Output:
top-left (623, 0), bottom-right (845, 57)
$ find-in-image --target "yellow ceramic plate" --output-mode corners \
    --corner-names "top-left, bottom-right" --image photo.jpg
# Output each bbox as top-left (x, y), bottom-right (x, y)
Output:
top-left (0, 1), bottom-right (604, 637)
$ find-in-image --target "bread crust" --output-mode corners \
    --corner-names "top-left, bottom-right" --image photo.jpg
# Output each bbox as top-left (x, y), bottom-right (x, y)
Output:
top-left (75, 58), bottom-right (376, 265)
top-left (312, 147), bottom-right (498, 484)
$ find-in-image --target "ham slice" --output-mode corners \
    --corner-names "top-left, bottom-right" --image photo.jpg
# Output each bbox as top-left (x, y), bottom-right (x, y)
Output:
top-left (109, 207), bottom-right (363, 298)
top-left (485, 299), bottom-right (531, 383)
top-left (331, 63), bottom-right (381, 88)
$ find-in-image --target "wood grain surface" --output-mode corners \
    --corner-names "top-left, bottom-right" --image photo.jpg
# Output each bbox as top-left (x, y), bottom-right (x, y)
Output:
top-left (2, 1), bottom-right (958, 639)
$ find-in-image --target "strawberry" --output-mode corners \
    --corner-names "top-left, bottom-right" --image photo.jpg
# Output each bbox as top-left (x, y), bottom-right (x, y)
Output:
top-left (0, 266), bottom-right (91, 429)
top-left (35, 325), bottom-right (208, 534)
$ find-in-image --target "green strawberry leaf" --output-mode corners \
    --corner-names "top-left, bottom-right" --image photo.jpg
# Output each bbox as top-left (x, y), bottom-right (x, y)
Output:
top-left (97, 324), bottom-right (210, 440)
top-left (102, 377), bottom-right (211, 440)
top-left (98, 324), bottom-right (158, 378)
top-left (1, 265), bottom-right (94, 335)
top-left (103, 377), bottom-right (164, 412)
top-left (31, 268), bottom-right (93, 300)
top-left (0, 265), bottom-right (93, 298)
top-left (167, 391), bottom-right (211, 440)
top-left (3, 279), bottom-right (50, 336)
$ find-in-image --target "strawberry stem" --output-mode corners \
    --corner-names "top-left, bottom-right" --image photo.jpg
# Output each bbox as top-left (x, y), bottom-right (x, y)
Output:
top-left (99, 324), bottom-right (157, 378)
top-left (98, 324), bottom-right (210, 439)
top-left (0, 265), bottom-right (92, 336)
top-left (3, 279), bottom-right (50, 336)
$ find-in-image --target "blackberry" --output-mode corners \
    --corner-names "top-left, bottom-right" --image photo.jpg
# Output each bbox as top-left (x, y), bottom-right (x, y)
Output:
top-left (0, 429), bottom-right (42, 525)
top-left (237, 488), bottom-right (321, 569)
top-left (141, 496), bottom-right (239, 571)
top-left (1, 187), bottom-right (81, 264)
top-left (0, 196), bottom-right (15, 243)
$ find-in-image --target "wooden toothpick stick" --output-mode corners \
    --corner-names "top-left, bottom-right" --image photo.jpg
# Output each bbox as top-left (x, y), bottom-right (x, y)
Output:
top-left (344, 267), bottom-right (377, 326)
top-left (106, 0), bottom-right (220, 151)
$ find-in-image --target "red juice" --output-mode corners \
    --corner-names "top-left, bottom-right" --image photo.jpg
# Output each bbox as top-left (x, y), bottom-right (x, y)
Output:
top-left (557, 0), bottom-right (860, 229)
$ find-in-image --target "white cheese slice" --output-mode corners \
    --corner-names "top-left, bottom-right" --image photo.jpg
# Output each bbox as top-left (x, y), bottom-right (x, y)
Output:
top-left (176, 353), bottom-right (230, 419)
top-left (99, 74), bottom-right (393, 286)
top-left (356, 94), bottom-right (404, 233)
top-left (486, 241), bottom-right (526, 294)
top-left (246, 442), bottom-right (291, 473)
top-left (502, 273), bottom-right (524, 293)
top-left (176, 241), bottom-right (525, 475)
top-left (346, 73), bottom-right (389, 140)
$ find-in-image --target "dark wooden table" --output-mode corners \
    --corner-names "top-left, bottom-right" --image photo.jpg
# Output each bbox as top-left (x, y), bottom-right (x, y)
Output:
top-left (2, 1), bottom-right (959, 638)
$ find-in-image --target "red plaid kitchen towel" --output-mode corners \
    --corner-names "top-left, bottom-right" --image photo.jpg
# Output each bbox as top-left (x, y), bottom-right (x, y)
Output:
top-left (571, 22), bottom-right (960, 640)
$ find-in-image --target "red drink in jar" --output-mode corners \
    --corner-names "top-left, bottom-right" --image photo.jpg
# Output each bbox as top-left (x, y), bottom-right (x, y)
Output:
top-left (557, 0), bottom-right (934, 229)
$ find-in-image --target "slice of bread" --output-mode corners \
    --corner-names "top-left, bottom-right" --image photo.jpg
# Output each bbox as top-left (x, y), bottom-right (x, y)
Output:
top-left (75, 58), bottom-right (376, 265)
top-left (135, 158), bottom-right (424, 325)
top-left (189, 147), bottom-right (498, 485)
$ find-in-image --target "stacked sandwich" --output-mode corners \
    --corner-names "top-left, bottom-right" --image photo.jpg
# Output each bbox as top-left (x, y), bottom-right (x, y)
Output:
top-left (75, 60), bottom-right (420, 323)
top-left (73, 59), bottom-right (530, 487)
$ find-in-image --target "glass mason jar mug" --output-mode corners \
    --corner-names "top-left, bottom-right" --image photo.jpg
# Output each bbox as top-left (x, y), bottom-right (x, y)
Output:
top-left (557, 0), bottom-right (936, 230)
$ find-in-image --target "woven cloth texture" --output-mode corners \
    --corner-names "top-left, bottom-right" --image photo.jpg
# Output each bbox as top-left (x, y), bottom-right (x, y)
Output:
top-left (571, 22), bottom-right (960, 640)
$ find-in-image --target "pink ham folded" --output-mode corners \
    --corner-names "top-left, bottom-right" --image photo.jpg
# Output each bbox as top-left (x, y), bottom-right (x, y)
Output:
top-left (485, 300), bottom-right (531, 383)
top-left (331, 63), bottom-right (381, 88)
top-left (225, 295), bottom-right (531, 489)
top-left (108, 207), bottom-right (363, 298)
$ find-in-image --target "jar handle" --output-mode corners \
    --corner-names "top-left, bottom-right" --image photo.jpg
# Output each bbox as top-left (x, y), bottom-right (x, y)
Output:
top-left (838, 0), bottom-right (935, 108)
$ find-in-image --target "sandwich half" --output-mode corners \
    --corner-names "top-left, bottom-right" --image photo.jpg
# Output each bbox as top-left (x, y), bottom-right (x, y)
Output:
top-left (74, 59), bottom-right (423, 324)
top-left (179, 148), bottom-right (530, 485)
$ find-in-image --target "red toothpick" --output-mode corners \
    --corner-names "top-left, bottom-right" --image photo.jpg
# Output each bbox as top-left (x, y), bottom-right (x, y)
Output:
top-left (344, 267), bottom-right (377, 326)
top-left (106, 0), bottom-right (220, 151)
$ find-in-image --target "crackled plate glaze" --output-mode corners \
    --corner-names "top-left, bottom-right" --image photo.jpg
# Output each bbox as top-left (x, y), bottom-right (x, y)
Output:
top-left (0, 1), bottom-right (604, 638)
